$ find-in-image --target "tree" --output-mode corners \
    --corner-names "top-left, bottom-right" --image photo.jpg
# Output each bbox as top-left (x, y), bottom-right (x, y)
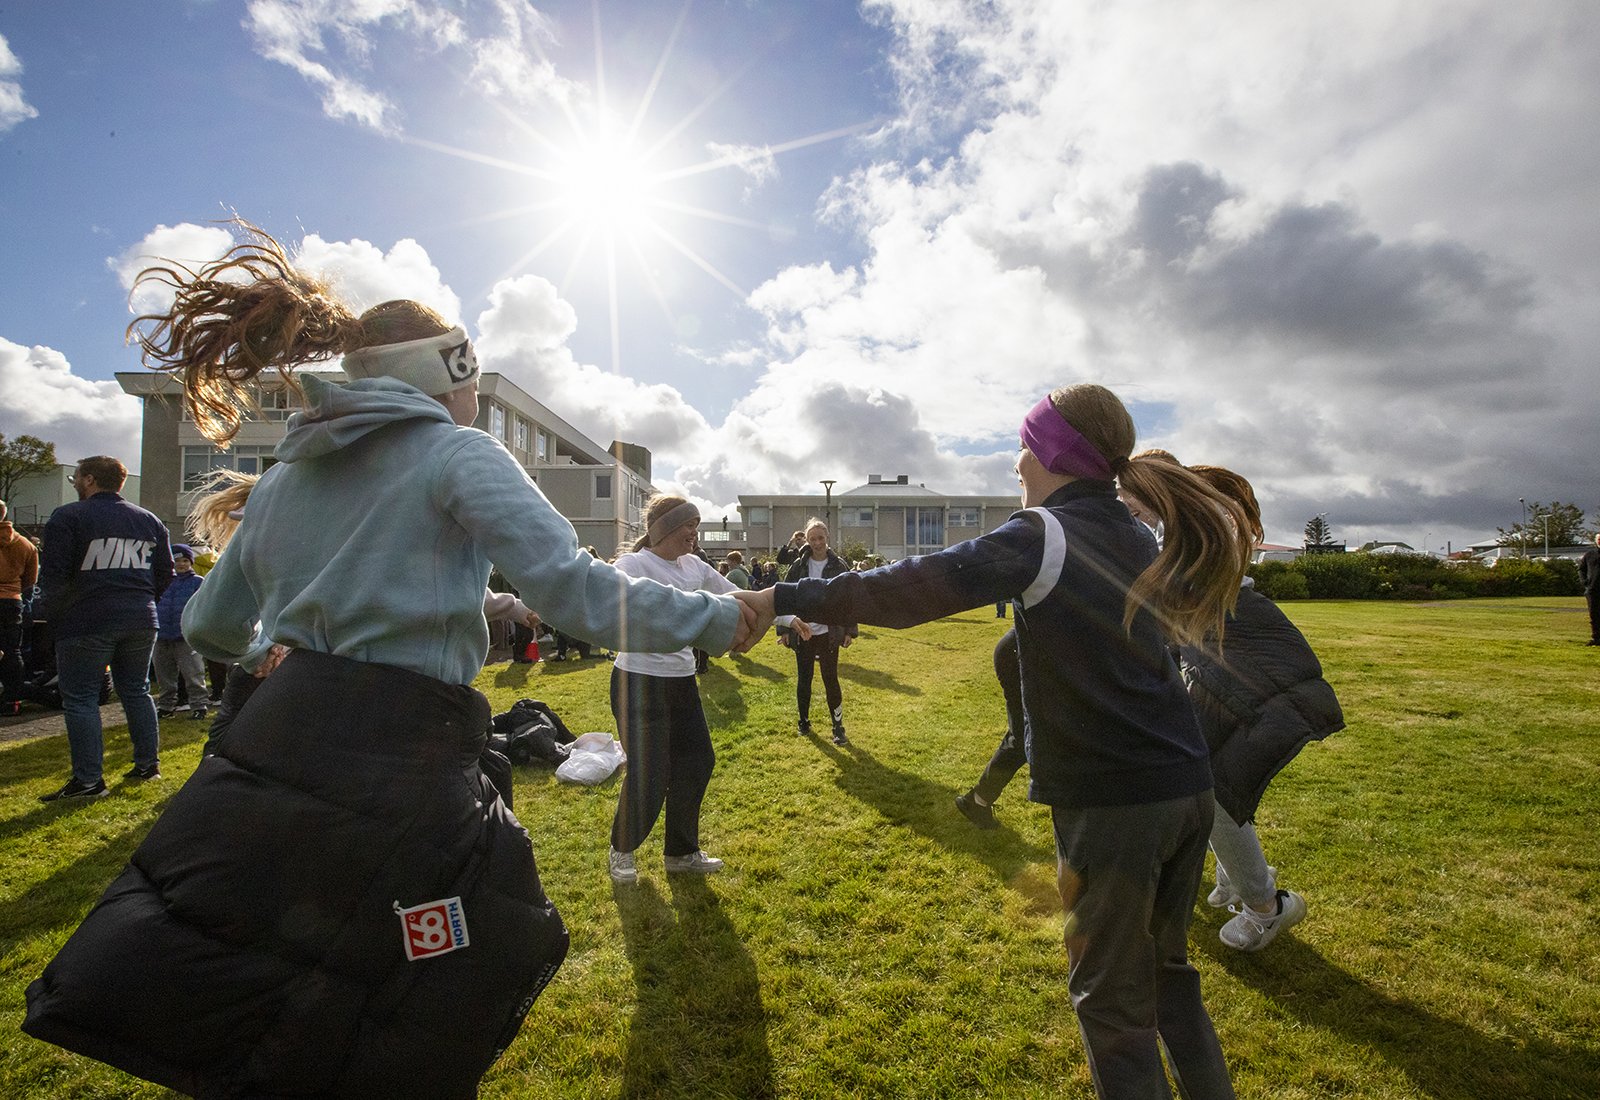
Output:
top-left (1496, 501), bottom-right (1594, 551)
top-left (0, 434), bottom-right (58, 504)
top-left (837, 537), bottom-right (871, 565)
top-left (1303, 514), bottom-right (1332, 548)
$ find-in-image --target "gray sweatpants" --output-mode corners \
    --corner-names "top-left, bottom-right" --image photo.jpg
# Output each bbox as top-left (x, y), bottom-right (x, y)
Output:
top-left (152, 637), bottom-right (208, 711)
top-left (1208, 797), bottom-right (1277, 909)
top-left (1053, 791), bottom-right (1236, 1100)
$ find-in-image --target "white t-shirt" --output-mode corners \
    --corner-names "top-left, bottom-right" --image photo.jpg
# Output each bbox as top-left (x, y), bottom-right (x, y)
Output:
top-left (777, 555), bottom-right (831, 636)
top-left (613, 549), bottom-right (739, 677)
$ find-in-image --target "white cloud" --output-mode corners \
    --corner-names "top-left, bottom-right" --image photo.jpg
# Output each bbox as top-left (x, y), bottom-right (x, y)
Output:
top-left (244, 0), bottom-right (573, 133)
top-left (296, 234), bottom-right (462, 323)
top-left (475, 274), bottom-right (715, 464)
top-left (109, 223), bottom-right (237, 315)
top-left (717, 0), bottom-right (1600, 546)
top-left (0, 338), bottom-right (143, 471)
top-left (0, 33), bottom-right (39, 133)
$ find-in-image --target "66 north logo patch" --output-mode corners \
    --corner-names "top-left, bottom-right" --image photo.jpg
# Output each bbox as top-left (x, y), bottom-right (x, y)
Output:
top-left (395, 896), bottom-right (470, 961)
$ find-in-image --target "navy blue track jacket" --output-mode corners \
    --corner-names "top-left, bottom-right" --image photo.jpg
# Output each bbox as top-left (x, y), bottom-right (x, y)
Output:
top-left (775, 480), bottom-right (1213, 809)
top-left (39, 491), bottom-right (173, 640)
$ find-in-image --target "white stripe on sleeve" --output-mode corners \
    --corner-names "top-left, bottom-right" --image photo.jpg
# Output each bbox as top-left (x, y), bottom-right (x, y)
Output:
top-left (1020, 507), bottom-right (1066, 609)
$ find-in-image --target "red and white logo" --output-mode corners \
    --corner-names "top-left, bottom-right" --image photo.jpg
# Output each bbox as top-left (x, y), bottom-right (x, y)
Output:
top-left (396, 896), bottom-right (470, 961)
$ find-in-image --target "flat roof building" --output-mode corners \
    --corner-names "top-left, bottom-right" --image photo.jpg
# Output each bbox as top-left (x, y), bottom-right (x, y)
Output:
top-left (737, 474), bottom-right (1023, 563)
top-left (114, 371), bottom-right (656, 559)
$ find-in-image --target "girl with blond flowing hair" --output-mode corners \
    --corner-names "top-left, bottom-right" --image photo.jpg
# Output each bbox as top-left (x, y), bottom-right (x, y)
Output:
top-left (22, 222), bottom-right (755, 1099)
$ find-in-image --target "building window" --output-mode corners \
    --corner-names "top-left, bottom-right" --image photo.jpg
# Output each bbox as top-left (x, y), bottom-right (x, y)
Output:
top-left (745, 507), bottom-right (770, 525)
top-left (595, 474), bottom-right (612, 499)
top-left (905, 507), bottom-right (945, 552)
top-left (537, 429), bottom-right (551, 462)
top-left (182, 445), bottom-right (277, 490)
top-left (702, 530), bottom-right (730, 542)
top-left (951, 508), bottom-right (979, 528)
top-left (842, 509), bottom-right (874, 527)
top-left (489, 406), bottom-right (506, 440)
top-left (514, 418), bottom-right (530, 452)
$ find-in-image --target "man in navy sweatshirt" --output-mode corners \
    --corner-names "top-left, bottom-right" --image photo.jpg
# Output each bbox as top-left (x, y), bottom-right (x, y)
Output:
top-left (37, 455), bottom-right (172, 800)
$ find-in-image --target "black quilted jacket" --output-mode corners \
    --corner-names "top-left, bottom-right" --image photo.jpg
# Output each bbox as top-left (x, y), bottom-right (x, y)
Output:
top-left (23, 650), bottom-right (568, 1099)
top-left (1179, 585), bottom-right (1345, 825)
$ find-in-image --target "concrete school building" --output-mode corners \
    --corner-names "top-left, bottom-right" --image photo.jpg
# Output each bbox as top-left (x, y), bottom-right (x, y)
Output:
top-left (736, 474), bottom-right (1024, 563)
top-left (114, 371), bottom-right (657, 559)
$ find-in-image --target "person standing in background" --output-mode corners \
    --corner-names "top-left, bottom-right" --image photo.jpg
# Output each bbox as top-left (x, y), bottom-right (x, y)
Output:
top-left (1582, 534), bottom-right (1600, 647)
top-left (152, 544), bottom-right (210, 724)
top-left (36, 456), bottom-right (171, 798)
top-left (0, 499), bottom-right (40, 717)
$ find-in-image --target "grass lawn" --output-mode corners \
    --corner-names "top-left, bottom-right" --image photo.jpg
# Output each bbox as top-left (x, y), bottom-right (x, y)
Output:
top-left (2, 597), bottom-right (1597, 1098)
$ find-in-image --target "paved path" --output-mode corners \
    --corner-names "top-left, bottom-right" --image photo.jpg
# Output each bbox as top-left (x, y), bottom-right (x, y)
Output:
top-left (0, 703), bottom-right (130, 744)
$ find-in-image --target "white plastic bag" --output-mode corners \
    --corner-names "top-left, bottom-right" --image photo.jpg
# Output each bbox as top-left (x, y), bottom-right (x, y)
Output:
top-left (554, 732), bottom-right (627, 785)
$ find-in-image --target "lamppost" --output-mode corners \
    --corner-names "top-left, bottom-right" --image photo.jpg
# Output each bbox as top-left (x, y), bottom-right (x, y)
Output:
top-left (1539, 514), bottom-right (1551, 559)
top-left (820, 480), bottom-right (836, 532)
top-left (1424, 532), bottom-right (1432, 558)
top-left (1520, 498), bottom-right (1527, 558)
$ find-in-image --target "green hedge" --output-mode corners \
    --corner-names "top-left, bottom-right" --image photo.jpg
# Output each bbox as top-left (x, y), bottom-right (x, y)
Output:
top-left (1247, 552), bottom-right (1583, 601)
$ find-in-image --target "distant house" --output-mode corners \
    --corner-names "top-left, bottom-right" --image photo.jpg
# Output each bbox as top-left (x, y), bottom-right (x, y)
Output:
top-left (738, 474), bottom-right (1021, 564)
top-left (1359, 541), bottom-right (1416, 555)
top-left (1253, 542), bottom-right (1299, 563)
top-left (1467, 538), bottom-right (1591, 564)
top-left (5, 464), bottom-right (141, 531)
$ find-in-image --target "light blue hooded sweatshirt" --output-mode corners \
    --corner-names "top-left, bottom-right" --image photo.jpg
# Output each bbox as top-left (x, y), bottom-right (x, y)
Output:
top-left (183, 374), bottom-right (738, 684)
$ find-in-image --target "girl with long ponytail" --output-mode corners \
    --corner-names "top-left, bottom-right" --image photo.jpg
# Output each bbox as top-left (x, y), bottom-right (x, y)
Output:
top-left (22, 222), bottom-right (754, 1099)
top-left (744, 382), bottom-right (1250, 1099)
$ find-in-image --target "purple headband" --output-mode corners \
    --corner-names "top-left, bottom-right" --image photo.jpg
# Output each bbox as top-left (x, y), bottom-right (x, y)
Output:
top-left (1020, 396), bottom-right (1119, 480)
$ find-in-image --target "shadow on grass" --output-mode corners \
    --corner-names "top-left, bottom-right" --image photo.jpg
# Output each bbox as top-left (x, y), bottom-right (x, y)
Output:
top-left (721, 654), bottom-right (786, 684)
top-left (0, 721), bottom-right (206, 797)
top-left (834, 661), bottom-right (921, 695)
top-left (1192, 910), bottom-right (1600, 1099)
top-left (697, 665), bottom-right (749, 732)
top-left (615, 876), bottom-right (773, 1099)
top-left (814, 738), bottom-right (1053, 881)
top-left (0, 805), bottom-right (171, 958)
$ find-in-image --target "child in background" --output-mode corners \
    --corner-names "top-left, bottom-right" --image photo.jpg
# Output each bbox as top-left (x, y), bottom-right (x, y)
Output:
top-left (152, 544), bottom-right (208, 723)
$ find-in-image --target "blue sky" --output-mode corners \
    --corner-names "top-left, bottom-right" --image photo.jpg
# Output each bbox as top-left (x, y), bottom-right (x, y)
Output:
top-left (3, 1), bottom-right (1599, 550)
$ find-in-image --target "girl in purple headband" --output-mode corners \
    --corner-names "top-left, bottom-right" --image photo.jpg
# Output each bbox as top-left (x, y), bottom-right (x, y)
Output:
top-left (744, 383), bottom-right (1253, 1100)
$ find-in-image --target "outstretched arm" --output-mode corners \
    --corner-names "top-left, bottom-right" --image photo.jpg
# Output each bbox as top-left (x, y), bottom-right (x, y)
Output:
top-left (774, 516), bottom-right (1046, 630)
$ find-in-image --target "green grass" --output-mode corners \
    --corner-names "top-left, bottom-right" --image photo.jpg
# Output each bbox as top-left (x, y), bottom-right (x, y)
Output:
top-left (2, 598), bottom-right (1598, 1098)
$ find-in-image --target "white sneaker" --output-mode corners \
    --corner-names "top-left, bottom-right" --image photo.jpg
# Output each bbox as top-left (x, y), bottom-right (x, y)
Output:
top-left (663, 850), bottom-right (724, 874)
top-left (608, 848), bottom-right (638, 884)
top-left (1220, 889), bottom-right (1306, 952)
top-left (1207, 863), bottom-right (1275, 908)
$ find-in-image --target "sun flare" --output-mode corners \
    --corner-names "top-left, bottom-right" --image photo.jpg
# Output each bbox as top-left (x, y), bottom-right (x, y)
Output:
top-left (553, 139), bottom-right (655, 230)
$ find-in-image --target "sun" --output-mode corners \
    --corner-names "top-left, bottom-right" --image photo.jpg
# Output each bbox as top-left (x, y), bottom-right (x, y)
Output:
top-left (553, 137), bottom-right (655, 231)
top-left (406, 1), bottom-right (875, 374)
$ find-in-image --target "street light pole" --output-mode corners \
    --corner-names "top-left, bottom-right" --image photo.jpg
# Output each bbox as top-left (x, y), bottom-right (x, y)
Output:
top-left (1540, 514), bottom-right (1551, 559)
top-left (820, 480), bottom-right (836, 533)
top-left (1520, 498), bottom-right (1527, 558)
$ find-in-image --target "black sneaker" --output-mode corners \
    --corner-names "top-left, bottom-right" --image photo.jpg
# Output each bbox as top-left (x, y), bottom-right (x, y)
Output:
top-left (190, 707), bottom-right (208, 721)
top-left (831, 724), bottom-right (850, 746)
top-left (41, 777), bottom-right (110, 802)
top-left (124, 761), bottom-right (162, 780)
top-left (955, 792), bottom-right (999, 830)
top-left (156, 707), bottom-right (179, 718)
top-left (798, 719), bottom-right (813, 736)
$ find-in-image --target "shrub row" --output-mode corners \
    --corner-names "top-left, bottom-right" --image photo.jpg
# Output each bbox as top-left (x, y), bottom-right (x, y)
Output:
top-left (1248, 552), bottom-right (1583, 601)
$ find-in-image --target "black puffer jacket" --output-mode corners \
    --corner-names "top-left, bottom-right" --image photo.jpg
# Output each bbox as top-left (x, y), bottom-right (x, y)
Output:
top-left (780, 550), bottom-right (858, 641)
top-left (1179, 585), bottom-right (1345, 825)
top-left (23, 649), bottom-right (569, 1099)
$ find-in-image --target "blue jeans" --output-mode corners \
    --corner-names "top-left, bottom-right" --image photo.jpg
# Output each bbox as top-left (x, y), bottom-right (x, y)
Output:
top-left (57, 629), bottom-right (160, 784)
